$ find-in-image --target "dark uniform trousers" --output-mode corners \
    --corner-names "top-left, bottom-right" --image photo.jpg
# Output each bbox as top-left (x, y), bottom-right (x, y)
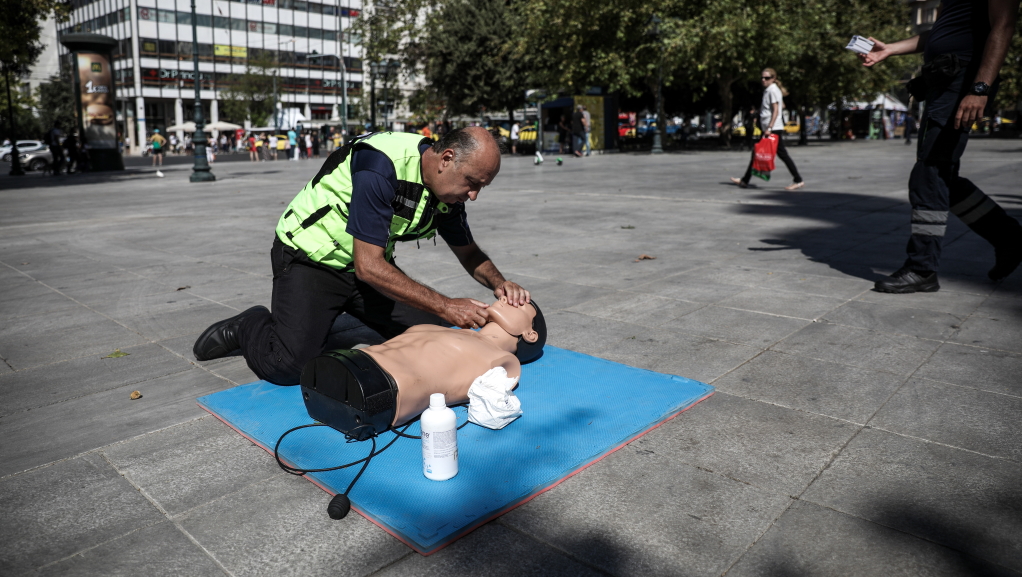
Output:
top-left (236, 237), bottom-right (445, 385)
top-left (905, 64), bottom-right (1021, 273)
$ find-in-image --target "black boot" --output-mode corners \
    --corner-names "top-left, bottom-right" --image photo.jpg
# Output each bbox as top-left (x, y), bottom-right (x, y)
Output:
top-left (875, 268), bottom-right (940, 294)
top-left (193, 306), bottom-right (269, 361)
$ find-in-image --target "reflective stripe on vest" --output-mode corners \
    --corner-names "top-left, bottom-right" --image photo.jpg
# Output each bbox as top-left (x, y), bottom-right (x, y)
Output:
top-left (274, 132), bottom-right (450, 270)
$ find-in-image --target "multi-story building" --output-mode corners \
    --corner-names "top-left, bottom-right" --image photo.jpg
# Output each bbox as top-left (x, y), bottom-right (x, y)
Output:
top-left (57, 0), bottom-right (365, 153)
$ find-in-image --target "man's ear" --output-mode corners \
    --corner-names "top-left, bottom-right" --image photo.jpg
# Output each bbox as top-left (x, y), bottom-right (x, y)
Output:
top-left (440, 149), bottom-right (454, 170)
top-left (522, 329), bottom-right (539, 343)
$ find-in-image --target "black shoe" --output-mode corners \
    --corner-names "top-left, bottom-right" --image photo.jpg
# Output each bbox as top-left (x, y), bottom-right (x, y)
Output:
top-left (989, 244), bottom-right (1022, 281)
top-left (874, 268), bottom-right (940, 294)
top-left (193, 306), bottom-right (268, 361)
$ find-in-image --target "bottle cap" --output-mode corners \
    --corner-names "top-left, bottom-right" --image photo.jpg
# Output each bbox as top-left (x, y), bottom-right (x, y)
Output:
top-left (429, 393), bottom-right (446, 409)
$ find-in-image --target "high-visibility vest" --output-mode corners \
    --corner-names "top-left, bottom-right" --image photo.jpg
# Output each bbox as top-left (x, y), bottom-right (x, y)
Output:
top-left (275, 132), bottom-right (450, 270)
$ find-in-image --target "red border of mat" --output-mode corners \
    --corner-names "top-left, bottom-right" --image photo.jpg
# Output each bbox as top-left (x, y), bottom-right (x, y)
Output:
top-left (198, 389), bottom-right (714, 555)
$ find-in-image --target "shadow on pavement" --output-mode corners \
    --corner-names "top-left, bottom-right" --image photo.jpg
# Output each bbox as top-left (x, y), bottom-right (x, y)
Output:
top-left (737, 188), bottom-right (1022, 295)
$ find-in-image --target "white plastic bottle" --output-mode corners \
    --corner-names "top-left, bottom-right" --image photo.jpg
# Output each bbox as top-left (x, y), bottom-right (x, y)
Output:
top-left (421, 393), bottom-right (458, 481)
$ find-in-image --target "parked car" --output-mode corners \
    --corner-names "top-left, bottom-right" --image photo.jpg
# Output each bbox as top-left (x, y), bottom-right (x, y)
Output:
top-left (18, 148), bottom-right (54, 171)
top-left (1, 140), bottom-right (46, 162)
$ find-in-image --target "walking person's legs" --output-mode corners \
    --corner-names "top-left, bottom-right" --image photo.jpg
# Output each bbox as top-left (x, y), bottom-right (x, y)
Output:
top-left (774, 138), bottom-right (804, 189)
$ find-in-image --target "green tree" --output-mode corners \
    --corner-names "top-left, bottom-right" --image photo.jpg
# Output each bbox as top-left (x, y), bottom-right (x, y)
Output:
top-left (423, 0), bottom-right (529, 123)
top-left (1, 0), bottom-right (70, 145)
top-left (993, 18), bottom-right (1022, 114)
top-left (36, 70), bottom-right (77, 133)
top-left (514, 0), bottom-right (916, 146)
top-left (219, 53), bottom-right (276, 126)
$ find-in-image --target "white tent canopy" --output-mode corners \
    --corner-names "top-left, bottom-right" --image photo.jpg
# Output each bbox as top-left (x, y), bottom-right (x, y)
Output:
top-left (166, 121), bottom-right (196, 132)
top-left (833, 93), bottom-right (908, 111)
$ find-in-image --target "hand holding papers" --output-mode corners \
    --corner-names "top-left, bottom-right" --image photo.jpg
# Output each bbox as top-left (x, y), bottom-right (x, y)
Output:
top-left (845, 35), bottom-right (876, 54)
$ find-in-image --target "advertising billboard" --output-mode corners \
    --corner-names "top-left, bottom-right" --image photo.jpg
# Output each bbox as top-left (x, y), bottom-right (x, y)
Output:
top-left (76, 52), bottom-right (117, 149)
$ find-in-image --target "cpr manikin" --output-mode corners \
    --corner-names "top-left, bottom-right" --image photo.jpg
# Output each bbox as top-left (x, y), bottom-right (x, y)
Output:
top-left (299, 298), bottom-right (546, 438)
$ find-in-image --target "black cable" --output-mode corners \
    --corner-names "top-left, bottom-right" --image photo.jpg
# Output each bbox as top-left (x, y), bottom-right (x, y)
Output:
top-left (273, 422), bottom-right (407, 476)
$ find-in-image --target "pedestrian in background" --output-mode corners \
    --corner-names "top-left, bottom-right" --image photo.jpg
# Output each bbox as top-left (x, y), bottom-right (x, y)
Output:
top-left (64, 132), bottom-right (80, 173)
top-left (582, 105), bottom-right (592, 156)
top-left (572, 104), bottom-right (586, 157)
top-left (268, 134), bottom-right (278, 160)
top-left (743, 106), bottom-right (756, 151)
top-left (510, 121), bottom-right (519, 154)
top-left (557, 114), bottom-right (569, 154)
top-left (312, 132), bottom-right (320, 158)
top-left (248, 133), bottom-right (258, 162)
top-left (904, 110), bottom-right (916, 145)
top-left (731, 68), bottom-right (805, 190)
top-left (149, 129), bottom-right (166, 167)
top-left (46, 125), bottom-right (64, 176)
top-left (861, 0), bottom-right (1022, 292)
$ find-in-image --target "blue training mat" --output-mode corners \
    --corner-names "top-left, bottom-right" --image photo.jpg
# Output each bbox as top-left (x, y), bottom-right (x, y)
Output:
top-left (197, 346), bottom-right (713, 554)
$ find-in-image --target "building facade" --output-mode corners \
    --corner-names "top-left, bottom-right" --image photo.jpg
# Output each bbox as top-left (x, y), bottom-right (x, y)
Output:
top-left (58, 0), bottom-right (365, 153)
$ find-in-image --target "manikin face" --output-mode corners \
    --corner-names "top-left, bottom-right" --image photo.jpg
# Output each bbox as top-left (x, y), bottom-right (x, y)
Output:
top-left (486, 297), bottom-right (539, 343)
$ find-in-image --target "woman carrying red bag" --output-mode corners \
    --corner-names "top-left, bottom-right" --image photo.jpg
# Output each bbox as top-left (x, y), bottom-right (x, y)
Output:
top-left (731, 68), bottom-right (806, 190)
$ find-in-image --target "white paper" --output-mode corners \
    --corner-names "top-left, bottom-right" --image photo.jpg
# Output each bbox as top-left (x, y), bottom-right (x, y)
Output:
top-left (845, 35), bottom-right (875, 55)
top-left (467, 367), bottom-right (523, 430)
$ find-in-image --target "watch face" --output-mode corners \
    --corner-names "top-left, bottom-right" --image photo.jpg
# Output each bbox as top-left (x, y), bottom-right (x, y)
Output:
top-left (974, 82), bottom-right (990, 95)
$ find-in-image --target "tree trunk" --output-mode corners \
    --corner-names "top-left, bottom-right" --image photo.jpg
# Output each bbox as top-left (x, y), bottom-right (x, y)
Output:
top-left (717, 75), bottom-right (734, 147)
top-left (798, 104), bottom-right (808, 146)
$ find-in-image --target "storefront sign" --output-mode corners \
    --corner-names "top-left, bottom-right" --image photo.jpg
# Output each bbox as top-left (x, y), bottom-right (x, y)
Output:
top-left (213, 44), bottom-right (247, 58)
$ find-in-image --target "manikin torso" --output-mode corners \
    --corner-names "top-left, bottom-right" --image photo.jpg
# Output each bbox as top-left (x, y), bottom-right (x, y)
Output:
top-left (361, 297), bottom-right (537, 426)
top-left (362, 324), bottom-right (520, 426)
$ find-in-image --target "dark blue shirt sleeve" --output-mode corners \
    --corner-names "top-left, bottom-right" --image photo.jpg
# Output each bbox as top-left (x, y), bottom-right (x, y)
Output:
top-left (346, 148), bottom-right (397, 247)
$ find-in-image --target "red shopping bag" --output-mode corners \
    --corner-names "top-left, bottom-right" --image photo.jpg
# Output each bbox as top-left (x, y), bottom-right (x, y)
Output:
top-left (752, 134), bottom-right (778, 181)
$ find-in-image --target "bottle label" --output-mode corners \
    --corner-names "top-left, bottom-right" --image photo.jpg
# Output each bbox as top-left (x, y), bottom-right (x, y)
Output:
top-left (429, 429), bottom-right (457, 460)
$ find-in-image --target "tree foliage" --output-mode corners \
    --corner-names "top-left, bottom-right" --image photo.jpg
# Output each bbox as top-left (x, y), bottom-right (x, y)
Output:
top-left (513, 0), bottom-right (914, 144)
top-left (219, 53), bottom-right (277, 126)
top-left (994, 17), bottom-right (1022, 112)
top-left (0, 0), bottom-right (70, 74)
top-left (423, 0), bottom-right (528, 121)
top-left (36, 70), bottom-right (77, 133)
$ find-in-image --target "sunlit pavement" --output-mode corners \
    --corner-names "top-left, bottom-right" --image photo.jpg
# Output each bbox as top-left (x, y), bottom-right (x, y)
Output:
top-left (2, 137), bottom-right (1020, 576)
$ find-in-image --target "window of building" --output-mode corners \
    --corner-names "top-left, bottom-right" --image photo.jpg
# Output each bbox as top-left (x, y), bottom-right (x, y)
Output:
top-left (214, 15), bottom-right (230, 29)
top-left (140, 38), bottom-right (159, 56)
top-left (231, 18), bottom-right (247, 31)
top-left (159, 40), bottom-right (177, 58)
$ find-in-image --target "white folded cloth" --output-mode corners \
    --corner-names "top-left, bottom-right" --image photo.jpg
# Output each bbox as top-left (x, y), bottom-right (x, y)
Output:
top-left (467, 367), bottom-right (522, 430)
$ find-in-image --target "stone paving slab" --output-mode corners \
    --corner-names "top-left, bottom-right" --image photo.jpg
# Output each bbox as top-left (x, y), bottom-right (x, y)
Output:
top-left (1, 139), bottom-right (1020, 575)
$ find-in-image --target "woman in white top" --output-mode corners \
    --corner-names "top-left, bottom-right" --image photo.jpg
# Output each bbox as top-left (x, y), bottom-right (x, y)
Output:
top-left (731, 68), bottom-right (805, 190)
top-left (510, 121), bottom-right (520, 155)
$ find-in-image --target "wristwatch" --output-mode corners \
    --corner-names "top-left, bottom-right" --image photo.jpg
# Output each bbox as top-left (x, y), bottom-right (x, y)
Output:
top-left (971, 82), bottom-right (990, 96)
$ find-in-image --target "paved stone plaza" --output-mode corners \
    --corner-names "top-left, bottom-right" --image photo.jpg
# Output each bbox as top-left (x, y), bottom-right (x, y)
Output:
top-left (1, 138), bottom-right (1020, 576)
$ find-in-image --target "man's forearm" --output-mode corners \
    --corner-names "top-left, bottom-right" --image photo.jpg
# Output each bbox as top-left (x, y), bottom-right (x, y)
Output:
top-left (469, 258), bottom-right (506, 290)
top-left (975, 1), bottom-right (1020, 85)
top-left (453, 244), bottom-right (505, 289)
top-left (354, 245), bottom-right (450, 316)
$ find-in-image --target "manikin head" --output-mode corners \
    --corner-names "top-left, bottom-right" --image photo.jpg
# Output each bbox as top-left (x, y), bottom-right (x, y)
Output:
top-left (423, 127), bottom-right (501, 204)
top-left (485, 297), bottom-right (547, 363)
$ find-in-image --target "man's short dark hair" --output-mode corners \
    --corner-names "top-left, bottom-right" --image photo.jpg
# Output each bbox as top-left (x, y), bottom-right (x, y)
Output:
top-left (431, 128), bottom-right (480, 165)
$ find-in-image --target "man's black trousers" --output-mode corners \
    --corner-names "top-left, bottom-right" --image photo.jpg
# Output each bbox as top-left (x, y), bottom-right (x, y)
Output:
top-left (236, 237), bottom-right (445, 385)
top-left (741, 135), bottom-right (802, 184)
top-left (904, 65), bottom-right (1021, 273)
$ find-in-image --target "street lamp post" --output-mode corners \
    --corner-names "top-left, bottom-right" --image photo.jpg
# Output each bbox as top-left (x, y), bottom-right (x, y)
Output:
top-left (273, 39), bottom-right (294, 134)
top-left (189, 0), bottom-right (214, 182)
top-left (648, 15), bottom-right (664, 154)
